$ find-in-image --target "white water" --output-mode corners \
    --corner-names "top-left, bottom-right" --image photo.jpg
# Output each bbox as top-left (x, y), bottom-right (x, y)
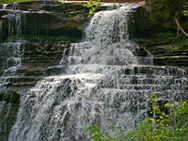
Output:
top-left (2, 4), bottom-right (8, 10)
top-left (0, 20), bottom-right (2, 37)
top-left (1, 2), bottom-right (24, 37)
top-left (9, 4), bottom-right (187, 141)
top-left (0, 40), bottom-right (25, 138)
top-left (5, 12), bottom-right (23, 37)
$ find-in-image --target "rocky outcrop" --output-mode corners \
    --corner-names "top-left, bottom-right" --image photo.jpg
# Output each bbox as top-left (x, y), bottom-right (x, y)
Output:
top-left (133, 37), bottom-right (188, 68)
top-left (133, 0), bottom-right (188, 33)
top-left (0, 1), bottom-right (91, 41)
top-left (132, 0), bottom-right (188, 68)
top-left (145, 0), bottom-right (187, 30)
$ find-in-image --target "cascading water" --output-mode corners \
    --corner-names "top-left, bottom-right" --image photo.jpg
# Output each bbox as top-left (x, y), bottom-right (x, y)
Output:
top-left (8, 3), bottom-right (187, 141)
top-left (1, 2), bottom-right (28, 38)
top-left (0, 40), bottom-right (25, 140)
top-left (0, 40), bottom-right (25, 95)
top-left (5, 11), bottom-right (23, 37)
top-left (0, 20), bottom-right (2, 38)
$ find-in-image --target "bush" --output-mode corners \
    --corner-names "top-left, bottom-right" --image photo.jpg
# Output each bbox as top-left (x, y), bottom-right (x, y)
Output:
top-left (85, 94), bottom-right (188, 141)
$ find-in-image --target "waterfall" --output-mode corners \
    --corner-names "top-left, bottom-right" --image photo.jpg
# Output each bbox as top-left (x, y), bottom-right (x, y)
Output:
top-left (8, 4), bottom-right (187, 141)
top-left (1, 2), bottom-right (26, 38)
top-left (0, 40), bottom-right (25, 140)
top-left (0, 20), bottom-right (2, 38)
top-left (2, 4), bottom-right (8, 10)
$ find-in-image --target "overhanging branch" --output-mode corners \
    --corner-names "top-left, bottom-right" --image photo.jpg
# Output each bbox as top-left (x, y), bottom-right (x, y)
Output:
top-left (174, 11), bottom-right (188, 37)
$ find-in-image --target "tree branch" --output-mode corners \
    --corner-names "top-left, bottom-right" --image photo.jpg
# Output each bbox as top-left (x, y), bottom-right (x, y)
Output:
top-left (174, 11), bottom-right (188, 37)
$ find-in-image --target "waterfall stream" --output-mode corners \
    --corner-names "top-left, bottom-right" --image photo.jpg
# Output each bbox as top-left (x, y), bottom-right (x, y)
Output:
top-left (0, 40), bottom-right (25, 140)
top-left (8, 3), bottom-right (188, 141)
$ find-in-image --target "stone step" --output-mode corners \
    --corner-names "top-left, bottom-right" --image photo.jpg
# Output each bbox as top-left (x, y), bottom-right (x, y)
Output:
top-left (8, 81), bottom-right (37, 87)
top-left (121, 66), bottom-right (187, 77)
top-left (100, 83), bottom-right (187, 91)
top-left (154, 56), bottom-right (188, 67)
top-left (22, 59), bottom-right (61, 64)
top-left (101, 77), bottom-right (188, 88)
top-left (43, 65), bottom-right (66, 76)
top-left (16, 68), bottom-right (43, 76)
top-left (99, 88), bottom-right (188, 98)
top-left (9, 76), bottom-right (41, 83)
top-left (0, 76), bottom-right (39, 90)
top-left (68, 65), bottom-right (187, 77)
top-left (23, 54), bottom-right (62, 59)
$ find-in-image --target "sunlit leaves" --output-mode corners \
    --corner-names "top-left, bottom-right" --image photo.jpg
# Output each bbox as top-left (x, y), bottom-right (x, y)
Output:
top-left (84, 0), bottom-right (100, 17)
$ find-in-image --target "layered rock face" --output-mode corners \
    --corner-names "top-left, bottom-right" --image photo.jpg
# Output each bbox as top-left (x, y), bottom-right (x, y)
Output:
top-left (0, 1), bottom-right (91, 41)
top-left (133, 0), bottom-right (188, 68)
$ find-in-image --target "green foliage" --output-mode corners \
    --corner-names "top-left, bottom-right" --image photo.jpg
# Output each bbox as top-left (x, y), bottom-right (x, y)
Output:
top-left (4, 34), bottom-right (80, 42)
top-left (158, 31), bottom-right (187, 48)
top-left (172, 35), bottom-right (183, 43)
top-left (183, 2), bottom-right (188, 16)
top-left (84, 125), bottom-right (118, 141)
top-left (184, 40), bottom-right (188, 45)
top-left (0, 0), bottom-right (31, 4)
top-left (84, 0), bottom-right (100, 17)
top-left (183, 10), bottom-right (188, 16)
top-left (85, 93), bottom-right (188, 141)
top-left (158, 31), bottom-right (175, 39)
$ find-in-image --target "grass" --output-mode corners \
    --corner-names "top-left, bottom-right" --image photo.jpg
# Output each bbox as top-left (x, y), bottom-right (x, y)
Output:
top-left (0, 0), bottom-right (32, 4)
top-left (4, 34), bottom-right (81, 42)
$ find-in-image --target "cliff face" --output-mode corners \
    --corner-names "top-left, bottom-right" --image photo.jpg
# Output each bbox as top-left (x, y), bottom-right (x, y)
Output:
top-left (145, 0), bottom-right (186, 30)
top-left (0, 1), bottom-right (91, 41)
top-left (133, 0), bottom-right (188, 68)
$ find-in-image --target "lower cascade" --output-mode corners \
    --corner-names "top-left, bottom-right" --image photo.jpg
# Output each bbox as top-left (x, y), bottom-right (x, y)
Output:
top-left (8, 4), bottom-right (187, 141)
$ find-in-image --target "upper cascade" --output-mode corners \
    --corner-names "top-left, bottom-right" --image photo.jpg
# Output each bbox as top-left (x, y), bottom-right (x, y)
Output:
top-left (65, 3), bottom-right (152, 71)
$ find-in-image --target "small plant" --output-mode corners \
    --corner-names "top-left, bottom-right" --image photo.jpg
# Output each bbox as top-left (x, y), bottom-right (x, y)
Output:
top-left (85, 94), bottom-right (188, 141)
top-left (158, 31), bottom-right (175, 39)
top-left (84, 0), bottom-right (100, 17)
top-left (183, 10), bottom-right (188, 16)
top-left (172, 34), bottom-right (183, 43)
top-left (183, 2), bottom-right (188, 16)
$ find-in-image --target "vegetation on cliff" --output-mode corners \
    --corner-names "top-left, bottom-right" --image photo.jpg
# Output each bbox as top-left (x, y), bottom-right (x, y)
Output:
top-left (0, 0), bottom-right (31, 4)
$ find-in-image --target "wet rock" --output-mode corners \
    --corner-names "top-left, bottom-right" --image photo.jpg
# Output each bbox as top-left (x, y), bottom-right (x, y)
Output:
top-left (0, 1), bottom-right (90, 40)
